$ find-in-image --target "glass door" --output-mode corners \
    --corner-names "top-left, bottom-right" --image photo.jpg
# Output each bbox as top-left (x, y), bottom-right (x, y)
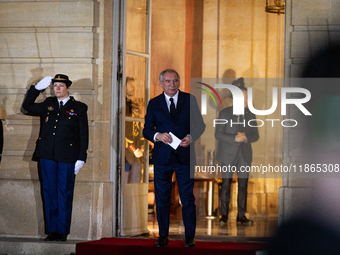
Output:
top-left (119, 0), bottom-right (151, 236)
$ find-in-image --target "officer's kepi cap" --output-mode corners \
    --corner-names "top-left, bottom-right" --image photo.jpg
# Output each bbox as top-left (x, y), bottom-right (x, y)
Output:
top-left (52, 74), bottom-right (72, 87)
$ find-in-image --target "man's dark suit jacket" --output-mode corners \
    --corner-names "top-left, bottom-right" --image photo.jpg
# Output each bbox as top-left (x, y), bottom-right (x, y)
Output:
top-left (22, 85), bottom-right (89, 164)
top-left (143, 90), bottom-right (205, 166)
top-left (215, 107), bottom-right (259, 165)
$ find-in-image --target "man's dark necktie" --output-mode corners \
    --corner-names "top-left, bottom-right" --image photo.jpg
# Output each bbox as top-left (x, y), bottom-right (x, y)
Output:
top-left (169, 98), bottom-right (178, 154)
top-left (169, 98), bottom-right (176, 122)
top-left (60, 101), bottom-right (64, 110)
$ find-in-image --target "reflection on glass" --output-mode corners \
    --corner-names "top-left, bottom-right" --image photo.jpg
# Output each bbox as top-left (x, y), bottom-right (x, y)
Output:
top-left (126, 0), bottom-right (149, 53)
top-left (126, 54), bottom-right (147, 116)
top-left (125, 119), bottom-right (145, 184)
top-left (126, 77), bottom-right (145, 117)
top-left (126, 77), bottom-right (139, 116)
top-left (125, 56), bottom-right (147, 183)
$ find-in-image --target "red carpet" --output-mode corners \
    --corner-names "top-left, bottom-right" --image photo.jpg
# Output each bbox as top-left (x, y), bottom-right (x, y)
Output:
top-left (76, 238), bottom-right (268, 255)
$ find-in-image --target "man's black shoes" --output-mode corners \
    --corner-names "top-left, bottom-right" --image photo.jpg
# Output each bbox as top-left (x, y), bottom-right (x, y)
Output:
top-left (44, 233), bottom-right (67, 241)
top-left (219, 215), bottom-right (228, 226)
top-left (44, 233), bottom-right (57, 241)
top-left (184, 236), bottom-right (195, 248)
top-left (237, 216), bottom-right (253, 226)
top-left (154, 235), bottom-right (169, 247)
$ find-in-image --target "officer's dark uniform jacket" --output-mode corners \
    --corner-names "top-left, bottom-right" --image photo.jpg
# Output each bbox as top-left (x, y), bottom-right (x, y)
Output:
top-left (23, 85), bottom-right (89, 164)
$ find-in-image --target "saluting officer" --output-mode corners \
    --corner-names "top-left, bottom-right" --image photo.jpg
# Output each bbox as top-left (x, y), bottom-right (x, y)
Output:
top-left (22, 74), bottom-right (89, 241)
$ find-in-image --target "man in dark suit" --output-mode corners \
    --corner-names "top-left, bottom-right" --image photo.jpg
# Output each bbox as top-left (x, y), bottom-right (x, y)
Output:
top-left (22, 74), bottom-right (89, 241)
top-left (143, 69), bottom-right (205, 248)
top-left (215, 85), bottom-right (259, 226)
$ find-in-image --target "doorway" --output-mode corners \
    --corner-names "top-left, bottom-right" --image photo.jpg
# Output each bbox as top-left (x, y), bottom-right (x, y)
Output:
top-left (117, 0), bottom-right (284, 239)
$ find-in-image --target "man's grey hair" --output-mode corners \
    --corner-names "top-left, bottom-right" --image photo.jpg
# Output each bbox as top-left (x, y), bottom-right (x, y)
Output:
top-left (159, 69), bottom-right (180, 83)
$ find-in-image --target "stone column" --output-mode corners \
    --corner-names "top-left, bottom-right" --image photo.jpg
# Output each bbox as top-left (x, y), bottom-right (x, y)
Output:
top-left (280, 0), bottom-right (340, 224)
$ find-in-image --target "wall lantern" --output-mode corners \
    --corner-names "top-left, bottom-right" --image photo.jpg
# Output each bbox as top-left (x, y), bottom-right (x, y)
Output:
top-left (266, 0), bottom-right (285, 14)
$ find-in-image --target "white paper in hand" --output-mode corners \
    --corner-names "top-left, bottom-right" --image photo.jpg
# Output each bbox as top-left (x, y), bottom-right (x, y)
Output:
top-left (168, 132), bottom-right (181, 150)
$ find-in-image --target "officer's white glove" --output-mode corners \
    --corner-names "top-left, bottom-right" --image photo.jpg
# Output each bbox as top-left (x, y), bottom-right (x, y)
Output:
top-left (74, 160), bottom-right (85, 175)
top-left (35, 76), bottom-right (53, 90)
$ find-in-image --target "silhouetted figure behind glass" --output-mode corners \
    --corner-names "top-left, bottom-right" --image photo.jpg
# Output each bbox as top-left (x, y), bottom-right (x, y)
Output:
top-left (215, 85), bottom-right (259, 227)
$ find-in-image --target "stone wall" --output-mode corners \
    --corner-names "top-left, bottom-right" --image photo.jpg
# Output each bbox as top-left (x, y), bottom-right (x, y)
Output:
top-left (280, 0), bottom-right (340, 224)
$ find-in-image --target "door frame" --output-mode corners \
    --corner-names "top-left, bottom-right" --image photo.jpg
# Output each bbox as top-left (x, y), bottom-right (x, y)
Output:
top-left (111, 0), bottom-right (152, 237)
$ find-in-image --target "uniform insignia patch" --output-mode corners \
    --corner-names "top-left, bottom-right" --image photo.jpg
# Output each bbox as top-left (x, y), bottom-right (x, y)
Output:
top-left (48, 106), bottom-right (54, 111)
top-left (45, 117), bottom-right (49, 122)
top-left (66, 111), bottom-right (77, 116)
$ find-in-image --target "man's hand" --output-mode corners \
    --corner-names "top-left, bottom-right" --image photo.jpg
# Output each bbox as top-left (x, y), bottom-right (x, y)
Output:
top-left (134, 148), bottom-right (143, 158)
top-left (35, 76), bottom-right (53, 90)
top-left (156, 133), bottom-right (173, 144)
top-left (74, 160), bottom-right (85, 175)
top-left (180, 135), bottom-right (191, 148)
top-left (235, 132), bottom-right (247, 143)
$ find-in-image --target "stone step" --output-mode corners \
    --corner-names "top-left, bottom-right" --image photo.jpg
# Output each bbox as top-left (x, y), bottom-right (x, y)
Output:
top-left (0, 237), bottom-right (77, 255)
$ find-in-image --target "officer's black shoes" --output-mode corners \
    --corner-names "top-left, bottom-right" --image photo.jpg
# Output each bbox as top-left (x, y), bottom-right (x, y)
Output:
top-left (219, 215), bottom-right (228, 226)
top-left (237, 216), bottom-right (253, 226)
top-left (57, 234), bottom-right (68, 241)
top-left (44, 233), bottom-right (57, 241)
top-left (154, 235), bottom-right (169, 247)
top-left (184, 236), bottom-right (195, 248)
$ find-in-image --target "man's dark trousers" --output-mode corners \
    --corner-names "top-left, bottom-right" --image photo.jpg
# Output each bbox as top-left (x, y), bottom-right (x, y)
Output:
top-left (154, 153), bottom-right (196, 237)
top-left (40, 158), bottom-right (76, 235)
top-left (220, 150), bottom-right (250, 218)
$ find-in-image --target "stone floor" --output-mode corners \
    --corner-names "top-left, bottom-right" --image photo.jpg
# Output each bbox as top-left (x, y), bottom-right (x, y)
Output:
top-left (147, 212), bottom-right (277, 243)
top-left (0, 212), bottom-right (277, 254)
top-left (0, 237), bottom-right (77, 255)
